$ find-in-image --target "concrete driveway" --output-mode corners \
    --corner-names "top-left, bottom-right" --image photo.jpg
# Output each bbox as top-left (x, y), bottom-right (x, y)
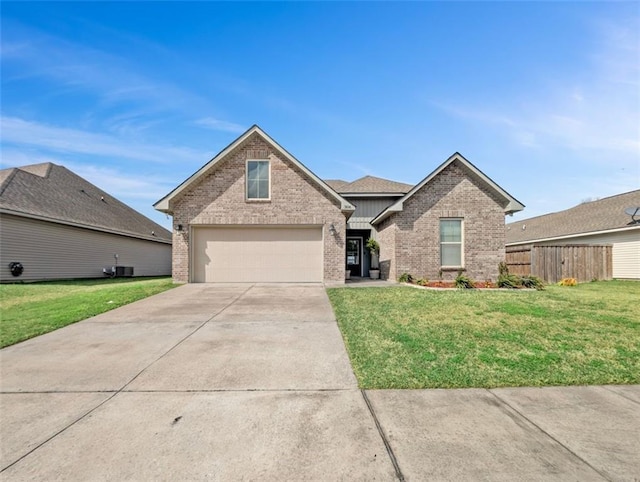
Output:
top-left (1, 284), bottom-right (639, 481)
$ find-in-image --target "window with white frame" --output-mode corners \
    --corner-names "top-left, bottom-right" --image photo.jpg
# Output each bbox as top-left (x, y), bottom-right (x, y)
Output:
top-left (246, 160), bottom-right (270, 200)
top-left (440, 219), bottom-right (463, 267)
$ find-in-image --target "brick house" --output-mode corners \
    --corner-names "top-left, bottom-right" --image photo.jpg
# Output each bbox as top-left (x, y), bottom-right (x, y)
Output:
top-left (155, 125), bottom-right (524, 283)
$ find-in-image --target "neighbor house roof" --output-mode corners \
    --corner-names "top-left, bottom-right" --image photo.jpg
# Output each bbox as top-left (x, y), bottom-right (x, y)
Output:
top-left (0, 163), bottom-right (172, 243)
top-left (154, 125), bottom-right (355, 214)
top-left (371, 152), bottom-right (525, 225)
top-left (328, 175), bottom-right (413, 196)
top-left (506, 190), bottom-right (640, 245)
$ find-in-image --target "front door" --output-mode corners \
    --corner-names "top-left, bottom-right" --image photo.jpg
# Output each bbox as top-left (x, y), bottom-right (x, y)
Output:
top-left (346, 237), bottom-right (362, 276)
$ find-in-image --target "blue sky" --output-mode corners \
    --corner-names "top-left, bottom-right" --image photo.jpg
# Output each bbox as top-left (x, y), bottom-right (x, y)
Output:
top-left (2, 2), bottom-right (639, 230)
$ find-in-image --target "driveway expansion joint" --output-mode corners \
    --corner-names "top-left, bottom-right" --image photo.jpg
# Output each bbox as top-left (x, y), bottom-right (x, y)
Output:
top-left (361, 389), bottom-right (405, 481)
top-left (0, 390), bottom-right (118, 394)
top-left (1, 391), bottom-right (119, 473)
top-left (487, 389), bottom-right (612, 481)
top-left (600, 385), bottom-right (640, 406)
top-left (1, 284), bottom-right (258, 473)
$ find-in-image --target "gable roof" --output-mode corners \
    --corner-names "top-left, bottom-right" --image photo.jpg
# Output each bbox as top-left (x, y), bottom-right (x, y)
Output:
top-left (324, 179), bottom-right (349, 191)
top-left (331, 175), bottom-right (413, 195)
top-left (154, 125), bottom-right (355, 214)
top-left (371, 152), bottom-right (525, 225)
top-left (0, 163), bottom-right (172, 243)
top-left (506, 190), bottom-right (640, 245)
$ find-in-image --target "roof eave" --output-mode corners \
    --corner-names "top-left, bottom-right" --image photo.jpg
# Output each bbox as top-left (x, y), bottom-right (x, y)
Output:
top-left (371, 203), bottom-right (403, 225)
top-left (506, 224), bottom-right (640, 246)
top-left (371, 153), bottom-right (524, 223)
top-left (154, 199), bottom-right (170, 214)
top-left (154, 125), bottom-right (353, 215)
top-left (0, 208), bottom-right (172, 244)
top-left (505, 200), bottom-right (526, 215)
top-left (340, 192), bottom-right (407, 198)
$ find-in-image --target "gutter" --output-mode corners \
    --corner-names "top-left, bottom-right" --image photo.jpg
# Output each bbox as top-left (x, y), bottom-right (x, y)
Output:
top-left (0, 209), bottom-right (172, 244)
top-left (505, 225), bottom-right (640, 246)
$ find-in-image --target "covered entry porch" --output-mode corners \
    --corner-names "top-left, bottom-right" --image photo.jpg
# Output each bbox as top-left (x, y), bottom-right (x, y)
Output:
top-left (345, 228), bottom-right (377, 278)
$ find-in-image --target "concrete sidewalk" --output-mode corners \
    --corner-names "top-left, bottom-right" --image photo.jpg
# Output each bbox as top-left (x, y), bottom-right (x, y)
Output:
top-left (1, 284), bottom-right (638, 480)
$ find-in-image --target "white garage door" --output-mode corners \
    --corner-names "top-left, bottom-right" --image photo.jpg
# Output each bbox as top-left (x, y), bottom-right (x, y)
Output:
top-left (192, 226), bottom-right (323, 282)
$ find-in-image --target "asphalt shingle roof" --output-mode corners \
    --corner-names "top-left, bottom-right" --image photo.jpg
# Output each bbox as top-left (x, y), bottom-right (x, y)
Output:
top-left (325, 175), bottom-right (413, 194)
top-left (506, 190), bottom-right (640, 244)
top-left (324, 179), bottom-right (350, 192)
top-left (0, 163), bottom-right (171, 243)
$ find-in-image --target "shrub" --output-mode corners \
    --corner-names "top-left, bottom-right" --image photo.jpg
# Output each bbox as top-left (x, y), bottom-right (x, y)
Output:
top-left (365, 237), bottom-right (380, 254)
top-left (416, 278), bottom-right (429, 286)
top-left (559, 278), bottom-right (578, 286)
top-left (519, 275), bottom-right (545, 291)
top-left (455, 273), bottom-right (475, 289)
top-left (498, 261), bottom-right (510, 277)
top-left (498, 274), bottom-right (520, 289)
top-left (398, 273), bottom-right (414, 283)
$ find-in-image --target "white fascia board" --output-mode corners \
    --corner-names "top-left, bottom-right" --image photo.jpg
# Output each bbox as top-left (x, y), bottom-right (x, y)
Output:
top-left (154, 126), bottom-right (259, 213)
top-left (370, 202), bottom-right (404, 225)
top-left (258, 128), bottom-right (355, 213)
top-left (154, 125), bottom-right (354, 214)
top-left (340, 192), bottom-right (406, 198)
top-left (506, 225), bottom-right (640, 246)
top-left (371, 152), bottom-right (524, 225)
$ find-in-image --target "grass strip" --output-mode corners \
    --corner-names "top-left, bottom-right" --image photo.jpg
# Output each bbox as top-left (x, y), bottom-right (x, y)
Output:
top-left (0, 277), bottom-right (177, 348)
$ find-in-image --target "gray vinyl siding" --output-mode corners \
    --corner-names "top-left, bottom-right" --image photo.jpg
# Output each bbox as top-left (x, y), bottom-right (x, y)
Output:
top-left (0, 214), bottom-right (171, 282)
top-left (346, 197), bottom-right (397, 231)
top-left (535, 229), bottom-right (640, 279)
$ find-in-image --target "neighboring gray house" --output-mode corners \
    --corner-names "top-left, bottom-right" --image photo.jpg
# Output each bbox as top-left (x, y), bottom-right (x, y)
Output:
top-left (155, 125), bottom-right (524, 283)
top-left (0, 163), bottom-right (172, 282)
top-left (506, 190), bottom-right (640, 279)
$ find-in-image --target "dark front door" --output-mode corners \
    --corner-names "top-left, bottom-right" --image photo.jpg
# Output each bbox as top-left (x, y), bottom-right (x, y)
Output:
top-left (346, 237), bottom-right (362, 276)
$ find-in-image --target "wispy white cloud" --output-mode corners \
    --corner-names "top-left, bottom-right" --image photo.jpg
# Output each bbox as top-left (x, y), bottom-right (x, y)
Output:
top-left (433, 19), bottom-right (640, 166)
top-left (194, 117), bottom-right (247, 134)
top-left (1, 20), bottom-right (209, 127)
top-left (0, 116), bottom-right (206, 164)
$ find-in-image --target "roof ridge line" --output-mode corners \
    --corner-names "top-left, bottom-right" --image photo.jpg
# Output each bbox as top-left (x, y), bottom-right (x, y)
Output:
top-left (0, 168), bottom-right (18, 197)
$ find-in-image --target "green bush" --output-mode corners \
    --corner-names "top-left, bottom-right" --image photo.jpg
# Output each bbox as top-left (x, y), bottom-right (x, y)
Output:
top-left (416, 278), bottom-right (429, 286)
top-left (455, 273), bottom-right (475, 289)
top-left (520, 275), bottom-right (545, 290)
top-left (365, 237), bottom-right (380, 253)
top-left (398, 273), bottom-right (414, 283)
top-left (497, 274), bottom-right (520, 289)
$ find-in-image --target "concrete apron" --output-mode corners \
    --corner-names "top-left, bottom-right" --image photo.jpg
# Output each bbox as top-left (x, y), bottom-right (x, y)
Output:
top-left (0, 283), bottom-right (396, 480)
top-left (1, 283), bottom-right (639, 480)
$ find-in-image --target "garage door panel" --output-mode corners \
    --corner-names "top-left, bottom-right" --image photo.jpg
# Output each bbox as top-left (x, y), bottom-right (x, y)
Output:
top-left (193, 227), bottom-right (323, 282)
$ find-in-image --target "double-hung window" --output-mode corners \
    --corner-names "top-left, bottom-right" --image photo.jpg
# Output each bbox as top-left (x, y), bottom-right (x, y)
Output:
top-left (246, 160), bottom-right (270, 200)
top-left (440, 219), bottom-right (463, 267)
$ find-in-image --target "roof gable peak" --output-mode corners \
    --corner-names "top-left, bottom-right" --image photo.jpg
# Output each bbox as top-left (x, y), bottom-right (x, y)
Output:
top-left (154, 125), bottom-right (355, 214)
top-left (371, 152), bottom-right (524, 225)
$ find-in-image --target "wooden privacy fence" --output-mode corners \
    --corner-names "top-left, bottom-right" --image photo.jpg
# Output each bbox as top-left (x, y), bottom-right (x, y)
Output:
top-left (506, 245), bottom-right (612, 283)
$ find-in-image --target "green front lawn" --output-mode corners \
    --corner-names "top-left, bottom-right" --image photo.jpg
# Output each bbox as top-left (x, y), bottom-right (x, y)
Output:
top-left (0, 277), bottom-right (177, 348)
top-left (327, 281), bottom-right (640, 389)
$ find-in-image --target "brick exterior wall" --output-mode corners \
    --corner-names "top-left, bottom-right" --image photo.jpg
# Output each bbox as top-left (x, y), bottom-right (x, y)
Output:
top-left (378, 160), bottom-right (507, 282)
top-left (169, 133), bottom-right (346, 283)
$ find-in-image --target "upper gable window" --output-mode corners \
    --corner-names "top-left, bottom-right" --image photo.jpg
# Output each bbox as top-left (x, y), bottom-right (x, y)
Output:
top-left (246, 160), bottom-right (270, 200)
